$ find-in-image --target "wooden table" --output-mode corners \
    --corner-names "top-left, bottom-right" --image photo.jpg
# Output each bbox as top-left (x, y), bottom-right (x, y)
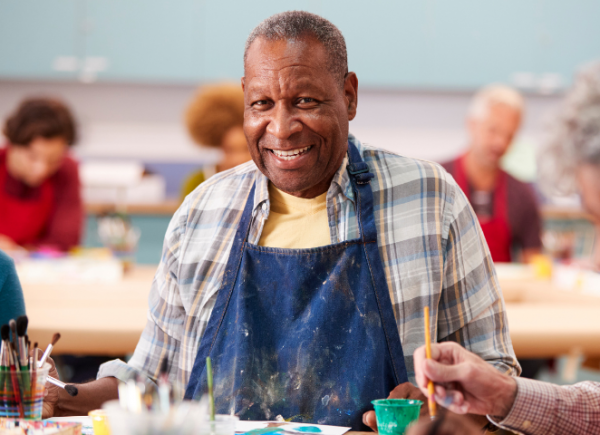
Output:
top-left (21, 265), bottom-right (600, 358)
top-left (23, 267), bottom-right (153, 356)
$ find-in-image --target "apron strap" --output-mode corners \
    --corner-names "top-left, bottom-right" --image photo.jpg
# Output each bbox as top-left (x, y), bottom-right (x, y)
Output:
top-left (346, 142), bottom-right (377, 244)
top-left (184, 183), bottom-right (257, 399)
top-left (346, 141), bottom-right (408, 386)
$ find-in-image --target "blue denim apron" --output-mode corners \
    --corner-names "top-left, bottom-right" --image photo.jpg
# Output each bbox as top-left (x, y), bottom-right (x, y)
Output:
top-left (184, 142), bottom-right (408, 429)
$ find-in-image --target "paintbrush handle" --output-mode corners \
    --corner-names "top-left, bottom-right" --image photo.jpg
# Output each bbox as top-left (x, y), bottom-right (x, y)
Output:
top-left (47, 375), bottom-right (67, 389)
top-left (38, 344), bottom-right (53, 368)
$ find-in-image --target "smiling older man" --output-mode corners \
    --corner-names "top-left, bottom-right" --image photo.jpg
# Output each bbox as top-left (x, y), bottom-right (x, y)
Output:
top-left (43, 11), bottom-right (518, 430)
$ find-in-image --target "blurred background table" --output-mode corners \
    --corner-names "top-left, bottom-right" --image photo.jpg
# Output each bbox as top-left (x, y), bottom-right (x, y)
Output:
top-left (20, 263), bottom-right (600, 359)
top-left (23, 265), bottom-right (155, 356)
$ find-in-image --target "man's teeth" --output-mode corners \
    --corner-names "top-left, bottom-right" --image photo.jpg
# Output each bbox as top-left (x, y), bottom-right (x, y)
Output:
top-left (272, 146), bottom-right (312, 160)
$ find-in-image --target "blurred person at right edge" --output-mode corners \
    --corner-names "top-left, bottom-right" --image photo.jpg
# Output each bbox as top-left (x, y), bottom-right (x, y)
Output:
top-left (180, 83), bottom-right (251, 198)
top-left (408, 62), bottom-right (600, 435)
top-left (441, 85), bottom-right (542, 264)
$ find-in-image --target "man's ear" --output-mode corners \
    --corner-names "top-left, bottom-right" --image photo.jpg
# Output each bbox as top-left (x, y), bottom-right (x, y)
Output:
top-left (241, 77), bottom-right (245, 92)
top-left (344, 72), bottom-right (358, 121)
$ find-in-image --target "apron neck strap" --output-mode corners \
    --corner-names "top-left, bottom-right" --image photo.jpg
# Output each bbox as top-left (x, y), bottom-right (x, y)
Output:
top-left (346, 141), bottom-right (378, 244)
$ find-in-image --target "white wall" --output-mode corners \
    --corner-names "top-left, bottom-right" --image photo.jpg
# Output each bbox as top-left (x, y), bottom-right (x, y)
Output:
top-left (0, 80), bottom-right (562, 166)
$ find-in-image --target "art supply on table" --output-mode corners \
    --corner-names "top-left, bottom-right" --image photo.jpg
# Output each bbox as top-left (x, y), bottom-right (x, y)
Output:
top-left (97, 213), bottom-right (140, 272)
top-left (423, 306), bottom-right (436, 420)
top-left (235, 421), bottom-right (350, 435)
top-left (1, 317), bottom-right (72, 420)
top-left (88, 410), bottom-right (110, 435)
top-left (0, 362), bottom-right (50, 420)
top-left (206, 356), bottom-right (215, 421)
top-left (371, 399), bottom-right (423, 435)
top-left (102, 399), bottom-right (218, 435)
top-left (0, 419), bottom-right (82, 435)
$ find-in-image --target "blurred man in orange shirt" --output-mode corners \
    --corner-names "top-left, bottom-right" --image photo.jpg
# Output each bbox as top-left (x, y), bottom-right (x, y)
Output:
top-left (442, 85), bottom-right (542, 263)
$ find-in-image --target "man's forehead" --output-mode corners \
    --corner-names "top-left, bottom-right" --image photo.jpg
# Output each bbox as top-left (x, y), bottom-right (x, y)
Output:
top-left (245, 37), bottom-right (330, 80)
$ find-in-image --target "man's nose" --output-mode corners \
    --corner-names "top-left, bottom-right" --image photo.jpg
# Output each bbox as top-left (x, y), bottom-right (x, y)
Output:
top-left (266, 104), bottom-right (302, 139)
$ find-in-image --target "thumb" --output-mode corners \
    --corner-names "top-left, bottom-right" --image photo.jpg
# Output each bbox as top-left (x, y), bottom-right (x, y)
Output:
top-left (423, 359), bottom-right (464, 383)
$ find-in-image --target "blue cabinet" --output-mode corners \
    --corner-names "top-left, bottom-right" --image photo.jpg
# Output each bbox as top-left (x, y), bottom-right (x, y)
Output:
top-left (0, 0), bottom-right (598, 89)
top-left (198, 0), bottom-right (319, 81)
top-left (84, 0), bottom-right (198, 83)
top-left (0, 0), bottom-right (79, 79)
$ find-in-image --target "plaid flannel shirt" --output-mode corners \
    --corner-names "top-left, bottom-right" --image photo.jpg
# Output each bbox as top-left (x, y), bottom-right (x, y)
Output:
top-left (98, 134), bottom-right (520, 391)
top-left (490, 378), bottom-right (600, 434)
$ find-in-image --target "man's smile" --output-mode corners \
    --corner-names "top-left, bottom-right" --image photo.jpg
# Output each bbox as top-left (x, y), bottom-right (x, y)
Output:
top-left (269, 145), bottom-right (313, 161)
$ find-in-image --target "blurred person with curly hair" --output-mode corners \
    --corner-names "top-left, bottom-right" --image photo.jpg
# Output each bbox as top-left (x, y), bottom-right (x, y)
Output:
top-left (180, 83), bottom-right (251, 198)
top-left (0, 97), bottom-right (83, 252)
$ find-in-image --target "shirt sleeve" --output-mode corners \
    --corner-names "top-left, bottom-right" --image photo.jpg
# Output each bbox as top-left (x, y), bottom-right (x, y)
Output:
top-left (489, 378), bottom-right (600, 435)
top-left (38, 157), bottom-right (83, 250)
top-left (438, 179), bottom-right (520, 376)
top-left (97, 198), bottom-right (190, 390)
top-left (0, 251), bottom-right (26, 327)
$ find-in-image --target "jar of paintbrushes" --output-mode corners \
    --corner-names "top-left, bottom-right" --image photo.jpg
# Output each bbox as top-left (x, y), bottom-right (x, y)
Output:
top-left (0, 317), bottom-right (50, 420)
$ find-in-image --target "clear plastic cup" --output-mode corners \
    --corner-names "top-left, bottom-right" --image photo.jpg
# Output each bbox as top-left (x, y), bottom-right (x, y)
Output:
top-left (103, 400), bottom-right (237, 435)
top-left (0, 363), bottom-right (50, 420)
top-left (372, 398), bottom-right (423, 435)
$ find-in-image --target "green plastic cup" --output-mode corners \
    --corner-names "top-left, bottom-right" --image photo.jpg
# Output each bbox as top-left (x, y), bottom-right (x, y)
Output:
top-left (371, 399), bottom-right (423, 435)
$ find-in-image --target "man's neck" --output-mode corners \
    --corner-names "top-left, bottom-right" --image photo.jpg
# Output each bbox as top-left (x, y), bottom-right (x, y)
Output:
top-left (463, 151), bottom-right (499, 192)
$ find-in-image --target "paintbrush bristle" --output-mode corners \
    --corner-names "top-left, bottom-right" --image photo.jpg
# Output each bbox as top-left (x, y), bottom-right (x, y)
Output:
top-left (51, 333), bottom-right (61, 346)
top-left (0, 325), bottom-right (9, 341)
top-left (9, 319), bottom-right (16, 334)
top-left (33, 342), bottom-right (38, 349)
top-left (64, 384), bottom-right (79, 397)
top-left (16, 316), bottom-right (28, 337)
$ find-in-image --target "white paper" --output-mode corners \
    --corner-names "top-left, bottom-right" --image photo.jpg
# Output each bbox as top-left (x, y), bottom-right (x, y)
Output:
top-left (235, 421), bottom-right (350, 435)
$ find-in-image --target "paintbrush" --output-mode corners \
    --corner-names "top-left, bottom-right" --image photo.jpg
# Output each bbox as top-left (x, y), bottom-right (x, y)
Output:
top-left (38, 333), bottom-right (61, 368)
top-left (0, 325), bottom-right (9, 369)
top-left (8, 320), bottom-right (18, 359)
top-left (30, 342), bottom-right (38, 398)
top-left (206, 356), bottom-right (215, 421)
top-left (0, 325), bottom-right (9, 398)
top-left (16, 316), bottom-right (30, 392)
top-left (423, 306), bottom-right (437, 420)
top-left (7, 342), bottom-right (24, 418)
top-left (424, 407), bottom-right (446, 435)
top-left (47, 375), bottom-right (79, 397)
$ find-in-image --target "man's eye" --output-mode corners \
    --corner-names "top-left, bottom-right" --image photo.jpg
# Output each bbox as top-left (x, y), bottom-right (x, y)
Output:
top-left (252, 100), bottom-right (270, 107)
top-left (298, 98), bottom-right (316, 104)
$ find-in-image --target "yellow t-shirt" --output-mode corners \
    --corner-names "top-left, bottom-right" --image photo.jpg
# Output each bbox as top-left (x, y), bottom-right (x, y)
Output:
top-left (258, 183), bottom-right (330, 249)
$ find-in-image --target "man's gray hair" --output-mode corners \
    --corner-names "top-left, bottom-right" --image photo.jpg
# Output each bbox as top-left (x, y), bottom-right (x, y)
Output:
top-left (468, 84), bottom-right (524, 119)
top-left (244, 11), bottom-right (348, 84)
top-left (539, 61), bottom-right (600, 195)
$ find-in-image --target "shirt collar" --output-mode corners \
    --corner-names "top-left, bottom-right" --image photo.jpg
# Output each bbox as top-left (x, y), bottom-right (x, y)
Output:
top-left (252, 132), bottom-right (363, 211)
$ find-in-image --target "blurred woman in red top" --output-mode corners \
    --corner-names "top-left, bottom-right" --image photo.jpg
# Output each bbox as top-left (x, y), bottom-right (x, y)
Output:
top-left (0, 98), bottom-right (82, 252)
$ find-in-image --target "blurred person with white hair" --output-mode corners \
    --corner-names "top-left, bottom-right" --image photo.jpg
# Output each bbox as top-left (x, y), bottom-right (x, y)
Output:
top-left (442, 85), bottom-right (542, 264)
top-left (408, 62), bottom-right (600, 435)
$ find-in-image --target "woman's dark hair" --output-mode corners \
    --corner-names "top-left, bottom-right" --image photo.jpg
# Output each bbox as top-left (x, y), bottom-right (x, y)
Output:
top-left (3, 98), bottom-right (77, 147)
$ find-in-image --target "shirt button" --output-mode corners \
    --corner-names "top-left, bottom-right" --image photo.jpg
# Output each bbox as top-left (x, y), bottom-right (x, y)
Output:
top-left (262, 203), bottom-right (267, 211)
top-left (523, 421), bottom-right (531, 429)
